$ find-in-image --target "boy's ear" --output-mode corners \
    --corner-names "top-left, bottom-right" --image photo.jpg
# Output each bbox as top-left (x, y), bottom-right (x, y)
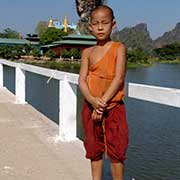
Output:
top-left (112, 20), bottom-right (117, 30)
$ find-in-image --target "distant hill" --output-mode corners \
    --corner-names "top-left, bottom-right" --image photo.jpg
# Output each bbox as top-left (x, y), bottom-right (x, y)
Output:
top-left (153, 22), bottom-right (180, 48)
top-left (112, 23), bottom-right (153, 54)
top-left (112, 22), bottom-right (180, 54)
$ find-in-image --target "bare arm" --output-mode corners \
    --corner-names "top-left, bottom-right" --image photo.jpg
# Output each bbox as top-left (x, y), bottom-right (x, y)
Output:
top-left (79, 48), bottom-right (107, 118)
top-left (101, 44), bottom-right (126, 103)
top-left (78, 48), bottom-right (94, 104)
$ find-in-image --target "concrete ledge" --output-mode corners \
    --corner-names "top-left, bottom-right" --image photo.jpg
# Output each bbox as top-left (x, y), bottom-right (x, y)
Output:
top-left (128, 83), bottom-right (180, 108)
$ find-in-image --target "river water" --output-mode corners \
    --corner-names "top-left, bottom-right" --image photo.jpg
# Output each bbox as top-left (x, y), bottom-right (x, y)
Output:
top-left (78, 63), bottom-right (180, 180)
top-left (3, 63), bottom-right (180, 180)
top-left (124, 63), bottom-right (180, 180)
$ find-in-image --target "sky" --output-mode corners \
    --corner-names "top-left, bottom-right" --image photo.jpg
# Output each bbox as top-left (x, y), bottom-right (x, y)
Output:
top-left (0, 0), bottom-right (179, 40)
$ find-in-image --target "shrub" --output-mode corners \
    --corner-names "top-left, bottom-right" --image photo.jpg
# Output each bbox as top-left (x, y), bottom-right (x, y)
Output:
top-left (45, 49), bottom-right (56, 60)
top-left (32, 47), bottom-right (41, 58)
top-left (127, 48), bottom-right (148, 63)
top-left (61, 48), bottom-right (81, 59)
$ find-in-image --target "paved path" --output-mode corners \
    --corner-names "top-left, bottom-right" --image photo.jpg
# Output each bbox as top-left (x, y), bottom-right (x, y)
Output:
top-left (0, 87), bottom-right (91, 180)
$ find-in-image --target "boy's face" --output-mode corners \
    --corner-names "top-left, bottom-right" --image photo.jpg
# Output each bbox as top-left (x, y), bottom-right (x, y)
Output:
top-left (89, 8), bottom-right (116, 41)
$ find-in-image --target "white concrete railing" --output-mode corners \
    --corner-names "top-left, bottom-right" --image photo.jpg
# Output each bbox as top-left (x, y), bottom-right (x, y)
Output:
top-left (128, 83), bottom-right (180, 108)
top-left (0, 59), bottom-right (180, 141)
top-left (0, 59), bottom-right (79, 141)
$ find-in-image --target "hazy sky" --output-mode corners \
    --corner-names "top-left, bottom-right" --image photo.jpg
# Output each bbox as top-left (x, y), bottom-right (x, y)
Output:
top-left (0, 0), bottom-right (179, 39)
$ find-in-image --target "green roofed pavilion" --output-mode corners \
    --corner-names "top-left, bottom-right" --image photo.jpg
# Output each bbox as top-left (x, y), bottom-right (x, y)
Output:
top-left (41, 34), bottom-right (96, 57)
top-left (0, 38), bottom-right (39, 46)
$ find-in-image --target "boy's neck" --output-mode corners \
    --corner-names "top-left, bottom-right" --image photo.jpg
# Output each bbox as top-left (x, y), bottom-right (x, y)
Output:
top-left (97, 37), bottom-right (112, 46)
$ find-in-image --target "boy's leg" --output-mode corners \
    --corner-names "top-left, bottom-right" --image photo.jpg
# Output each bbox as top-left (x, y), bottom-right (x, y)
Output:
top-left (82, 102), bottom-right (105, 179)
top-left (111, 162), bottom-right (124, 180)
top-left (91, 159), bottom-right (103, 180)
top-left (104, 103), bottom-right (128, 180)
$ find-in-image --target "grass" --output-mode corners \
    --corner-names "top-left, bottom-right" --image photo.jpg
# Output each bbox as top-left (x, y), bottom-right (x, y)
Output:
top-left (127, 62), bottom-right (153, 68)
top-left (16, 57), bottom-right (179, 73)
top-left (18, 59), bottom-right (153, 72)
top-left (157, 59), bottom-right (180, 64)
top-left (19, 60), bottom-right (81, 73)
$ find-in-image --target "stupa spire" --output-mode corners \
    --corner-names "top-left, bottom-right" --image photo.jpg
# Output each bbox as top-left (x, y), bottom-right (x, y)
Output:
top-left (48, 16), bottom-right (54, 28)
top-left (63, 16), bottom-right (68, 33)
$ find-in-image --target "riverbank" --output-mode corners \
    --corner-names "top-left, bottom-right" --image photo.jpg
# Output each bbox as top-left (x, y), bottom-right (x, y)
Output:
top-left (13, 57), bottom-right (180, 73)
top-left (23, 60), bottom-right (81, 73)
top-left (157, 59), bottom-right (180, 64)
top-left (15, 58), bottom-right (153, 73)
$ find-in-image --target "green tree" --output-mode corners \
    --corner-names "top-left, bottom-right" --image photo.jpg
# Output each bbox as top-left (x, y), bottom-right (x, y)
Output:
top-left (35, 21), bottom-right (48, 37)
top-left (61, 49), bottom-right (71, 58)
top-left (154, 43), bottom-right (180, 60)
top-left (45, 49), bottom-right (56, 60)
top-left (127, 48), bottom-right (148, 63)
top-left (13, 45), bottom-right (25, 59)
top-left (0, 28), bottom-right (22, 39)
top-left (24, 44), bottom-right (32, 55)
top-left (70, 48), bottom-right (81, 59)
top-left (31, 47), bottom-right (41, 58)
top-left (40, 28), bottom-right (67, 45)
top-left (61, 48), bottom-right (81, 59)
top-left (0, 45), bottom-right (24, 60)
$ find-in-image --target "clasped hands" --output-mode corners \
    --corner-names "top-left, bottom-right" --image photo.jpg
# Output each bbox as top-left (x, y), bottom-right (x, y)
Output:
top-left (91, 97), bottom-right (107, 121)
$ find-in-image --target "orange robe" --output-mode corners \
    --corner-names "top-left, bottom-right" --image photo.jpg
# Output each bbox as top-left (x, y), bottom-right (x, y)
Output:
top-left (81, 42), bottom-right (128, 162)
top-left (87, 41), bottom-right (125, 109)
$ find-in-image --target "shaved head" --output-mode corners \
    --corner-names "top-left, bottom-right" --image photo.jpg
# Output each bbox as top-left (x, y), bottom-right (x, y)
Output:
top-left (90, 5), bottom-right (115, 21)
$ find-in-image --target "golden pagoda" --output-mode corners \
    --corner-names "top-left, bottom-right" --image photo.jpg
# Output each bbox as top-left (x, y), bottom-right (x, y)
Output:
top-left (48, 16), bottom-right (54, 28)
top-left (63, 16), bottom-right (68, 33)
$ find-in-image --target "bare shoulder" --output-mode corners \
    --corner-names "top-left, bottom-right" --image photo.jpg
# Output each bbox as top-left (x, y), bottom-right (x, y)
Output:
top-left (117, 41), bottom-right (126, 52)
top-left (82, 46), bottom-right (94, 58)
top-left (116, 42), bottom-right (126, 63)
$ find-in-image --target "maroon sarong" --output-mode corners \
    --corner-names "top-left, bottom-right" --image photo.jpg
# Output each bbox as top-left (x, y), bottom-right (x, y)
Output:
top-left (81, 101), bottom-right (129, 163)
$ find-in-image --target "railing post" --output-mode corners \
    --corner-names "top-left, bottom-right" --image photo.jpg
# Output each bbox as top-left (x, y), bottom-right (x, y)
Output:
top-left (0, 64), bottom-right (3, 88)
top-left (59, 76), bottom-right (77, 141)
top-left (15, 66), bottom-right (26, 104)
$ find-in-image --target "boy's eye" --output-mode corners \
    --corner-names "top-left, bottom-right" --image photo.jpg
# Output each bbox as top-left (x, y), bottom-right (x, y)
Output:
top-left (103, 21), bottom-right (110, 24)
top-left (92, 22), bottom-right (98, 25)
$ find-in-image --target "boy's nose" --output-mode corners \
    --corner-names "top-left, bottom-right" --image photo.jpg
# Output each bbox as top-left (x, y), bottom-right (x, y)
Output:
top-left (98, 23), bottom-right (103, 30)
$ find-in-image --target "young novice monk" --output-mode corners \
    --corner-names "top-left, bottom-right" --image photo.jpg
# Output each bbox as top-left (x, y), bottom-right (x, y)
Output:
top-left (78, 5), bottom-right (128, 180)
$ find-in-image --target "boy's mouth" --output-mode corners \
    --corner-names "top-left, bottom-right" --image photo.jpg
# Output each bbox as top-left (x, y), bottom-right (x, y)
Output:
top-left (97, 33), bottom-right (105, 36)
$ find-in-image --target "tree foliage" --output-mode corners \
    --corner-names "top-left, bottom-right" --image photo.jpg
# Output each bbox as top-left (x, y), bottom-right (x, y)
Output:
top-left (153, 43), bottom-right (180, 60)
top-left (45, 49), bottom-right (56, 60)
top-left (0, 44), bottom-right (41, 60)
top-left (40, 28), bottom-right (67, 45)
top-left (127, 48), bottom-right (148, 63)
top-left (32, 47), bottom-right (41, 58)
top-left (0, 28), bottom-right (22, 39)
top-left (61, 48), bottom-right (81, 59)
top-left (0, 45), bottom-right (25, 60)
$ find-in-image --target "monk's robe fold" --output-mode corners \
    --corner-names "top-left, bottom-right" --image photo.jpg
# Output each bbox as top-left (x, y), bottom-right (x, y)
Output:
top-left (82, 101), bottom-right (128, 162)
top-left (87, 42), bottom-right (124, 109)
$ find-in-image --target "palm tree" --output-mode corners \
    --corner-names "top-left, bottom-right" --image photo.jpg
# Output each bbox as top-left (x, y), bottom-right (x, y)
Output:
top-left (75, 0), bottom-right (106, 34)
